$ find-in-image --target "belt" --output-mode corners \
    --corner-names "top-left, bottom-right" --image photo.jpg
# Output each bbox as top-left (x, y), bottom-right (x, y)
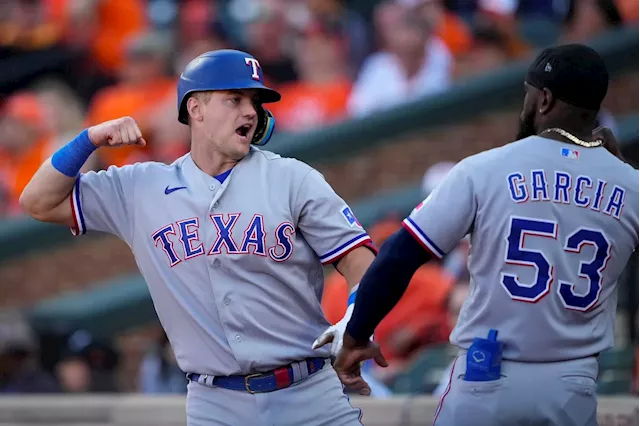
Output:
top-left (186, 357), bottom-right (327, 394)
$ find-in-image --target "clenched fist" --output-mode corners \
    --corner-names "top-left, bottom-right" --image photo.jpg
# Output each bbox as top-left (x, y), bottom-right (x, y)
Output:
top-left (87, 116), bottom-right (147, 148)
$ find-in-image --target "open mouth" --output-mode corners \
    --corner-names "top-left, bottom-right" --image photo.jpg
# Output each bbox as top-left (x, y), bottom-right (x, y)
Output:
top-left (236, 124), bottom-right (251, 139)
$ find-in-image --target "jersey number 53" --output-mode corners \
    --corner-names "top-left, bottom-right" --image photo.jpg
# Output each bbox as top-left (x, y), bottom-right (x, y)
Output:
top-left (501, 216), bottom-right (611, 312)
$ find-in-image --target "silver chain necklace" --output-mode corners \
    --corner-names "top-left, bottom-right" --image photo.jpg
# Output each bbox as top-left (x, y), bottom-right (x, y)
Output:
top-left (541, 128), bottom-right (603, 148)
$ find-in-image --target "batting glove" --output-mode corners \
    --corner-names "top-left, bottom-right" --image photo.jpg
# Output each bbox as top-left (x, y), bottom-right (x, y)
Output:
top-left (313, 284), bottom-right (372, 358)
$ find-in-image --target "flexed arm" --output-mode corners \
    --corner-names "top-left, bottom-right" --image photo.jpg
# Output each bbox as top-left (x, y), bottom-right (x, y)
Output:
top-left (20, 117), bottom-right (146, 225)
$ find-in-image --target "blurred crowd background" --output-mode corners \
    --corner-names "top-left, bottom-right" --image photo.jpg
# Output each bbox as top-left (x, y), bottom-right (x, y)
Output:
top-left (0, 0), bottom-right (637, 399)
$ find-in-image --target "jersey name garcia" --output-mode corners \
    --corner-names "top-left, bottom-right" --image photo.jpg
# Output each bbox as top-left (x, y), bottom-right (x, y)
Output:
top-left (403, 136), bottom-right (639, 362)
top-left (506, 170), bottom-right (625, 219)
top-left (68, 147), bottom-right (372, 376)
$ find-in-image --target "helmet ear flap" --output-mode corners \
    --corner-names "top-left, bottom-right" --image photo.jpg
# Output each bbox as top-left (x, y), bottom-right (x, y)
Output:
top-left (252, 106), bottom-right (275, 146)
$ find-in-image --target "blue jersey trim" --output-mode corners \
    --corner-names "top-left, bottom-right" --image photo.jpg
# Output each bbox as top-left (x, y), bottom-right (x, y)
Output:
top-left (74, 176), bottom-right (87, 235)
top-left (215, 168), bottom-right (233, 184)
top-left (319, 232), bottom-right (370, 262)
top-left (405, 217), bottom-right (445, 257)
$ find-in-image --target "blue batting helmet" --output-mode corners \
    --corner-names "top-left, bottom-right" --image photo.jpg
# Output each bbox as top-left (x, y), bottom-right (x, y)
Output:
top-left (177, 49), bottom-right (281, 145)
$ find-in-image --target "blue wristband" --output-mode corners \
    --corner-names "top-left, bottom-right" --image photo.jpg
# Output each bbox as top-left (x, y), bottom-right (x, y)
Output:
top-left (51, 129), bottom-right (98, 177)
top-left (348, 286), bottom-right (358, 306)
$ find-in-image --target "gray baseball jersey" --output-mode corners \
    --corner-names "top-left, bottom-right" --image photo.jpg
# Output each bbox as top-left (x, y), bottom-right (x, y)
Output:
top-left (403, 136), bottom-right (639, 362)
top-left (69, 147), bottom-right (372, 375)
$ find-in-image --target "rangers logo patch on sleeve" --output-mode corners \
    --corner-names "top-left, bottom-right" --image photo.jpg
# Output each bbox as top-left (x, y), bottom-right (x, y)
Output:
top-left (413, 195), bottom-right (431, 213)
top-left (341, 206), bottom-right (361, 227)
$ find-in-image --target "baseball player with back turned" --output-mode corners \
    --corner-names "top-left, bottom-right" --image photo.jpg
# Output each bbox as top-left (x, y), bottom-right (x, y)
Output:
top-left (332, 44), bottom-right (639, 426)
top-left (20, 50), bottom-right (377, 426)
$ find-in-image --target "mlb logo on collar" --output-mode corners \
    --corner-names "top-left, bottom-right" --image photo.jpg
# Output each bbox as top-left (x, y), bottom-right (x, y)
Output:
top-left (341, 207), bottom-right (361, 227)
top-left (561, 147), bottom-right (579, 159)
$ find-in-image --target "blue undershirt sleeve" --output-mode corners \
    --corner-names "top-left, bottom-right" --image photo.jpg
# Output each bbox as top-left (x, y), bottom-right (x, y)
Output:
top-left (345, 227), bottom-right (432, 342)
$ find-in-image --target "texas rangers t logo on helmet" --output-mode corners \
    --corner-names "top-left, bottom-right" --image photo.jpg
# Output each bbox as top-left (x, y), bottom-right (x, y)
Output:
top-left (245, 58), bottom-right (261, 81)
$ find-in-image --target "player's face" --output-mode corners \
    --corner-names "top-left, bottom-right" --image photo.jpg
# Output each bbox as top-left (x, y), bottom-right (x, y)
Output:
top-left (516, 82), bottom-right (541, 140)
top-left (200, 89), bottom-right (259, 160)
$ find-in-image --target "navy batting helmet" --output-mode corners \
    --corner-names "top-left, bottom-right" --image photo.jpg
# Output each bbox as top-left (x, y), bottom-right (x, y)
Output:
top-left (177, 49), bottom-right (281, 145)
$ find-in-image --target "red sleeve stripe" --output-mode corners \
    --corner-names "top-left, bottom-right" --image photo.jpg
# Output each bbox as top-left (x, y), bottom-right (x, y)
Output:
top-left (69, 177), bottom-right (86, 236)
top-left (320, 234), bottom-right (372, 265)
top-left (364, 241), bottom-right (379, 255)
top-left (401, 219), bottom-right (443, 259)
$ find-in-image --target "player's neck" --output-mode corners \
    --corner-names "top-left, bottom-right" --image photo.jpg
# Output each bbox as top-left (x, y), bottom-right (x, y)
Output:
top-left (190, 146), bottom-right (239, 177)
top-left (538, 122), bottom-right (593, 143)
top-left (540, 112), bottom-right (595, 142)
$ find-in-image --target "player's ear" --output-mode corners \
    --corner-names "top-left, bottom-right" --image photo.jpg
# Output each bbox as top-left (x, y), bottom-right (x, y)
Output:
top-left (187, 96), bottom-right (204, 123)
top-left (539, 87), bottom-right (554, 115)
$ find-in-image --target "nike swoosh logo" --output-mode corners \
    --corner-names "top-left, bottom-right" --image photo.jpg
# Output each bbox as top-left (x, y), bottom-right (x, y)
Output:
top-left (165, 185), bottom-right (187, 195)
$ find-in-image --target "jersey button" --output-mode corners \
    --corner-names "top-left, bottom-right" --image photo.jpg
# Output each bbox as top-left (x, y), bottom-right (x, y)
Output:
top-left (213, 202), bottom-right (219, 208)
top-left (209, 184), bottom-right (215, 190)
top-left (213, 259), bottom-right (221, 267)
top-left (224, 298), bottom-right (230, 305)
top-left (235, 334), bottom-right (241, 342)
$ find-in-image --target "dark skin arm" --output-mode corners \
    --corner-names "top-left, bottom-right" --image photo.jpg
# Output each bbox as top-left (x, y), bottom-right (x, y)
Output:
top-left (334, 334), bottom-right (388, 396)
top-left (594, 126), bottom-right (625, 162)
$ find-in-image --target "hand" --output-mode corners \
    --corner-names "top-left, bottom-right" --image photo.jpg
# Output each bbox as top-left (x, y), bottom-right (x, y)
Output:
top-left (88, 117), bottom-right (147, 149)
top-left (334, 333), bottom-right (388, 396)
top-left (312, 304), bottom-right (354, 358)
top-left (593, 126), bottom-right (624, 162)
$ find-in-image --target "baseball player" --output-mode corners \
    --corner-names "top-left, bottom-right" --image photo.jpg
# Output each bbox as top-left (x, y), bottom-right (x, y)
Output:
top-left (331, 43), bottom-right (639, 425)
top-left (20, 50), bottom-right (377, 426)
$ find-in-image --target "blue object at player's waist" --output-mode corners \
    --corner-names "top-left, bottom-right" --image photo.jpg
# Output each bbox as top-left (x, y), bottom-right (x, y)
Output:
top-left (186, 357), bottom-right (327, 394)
